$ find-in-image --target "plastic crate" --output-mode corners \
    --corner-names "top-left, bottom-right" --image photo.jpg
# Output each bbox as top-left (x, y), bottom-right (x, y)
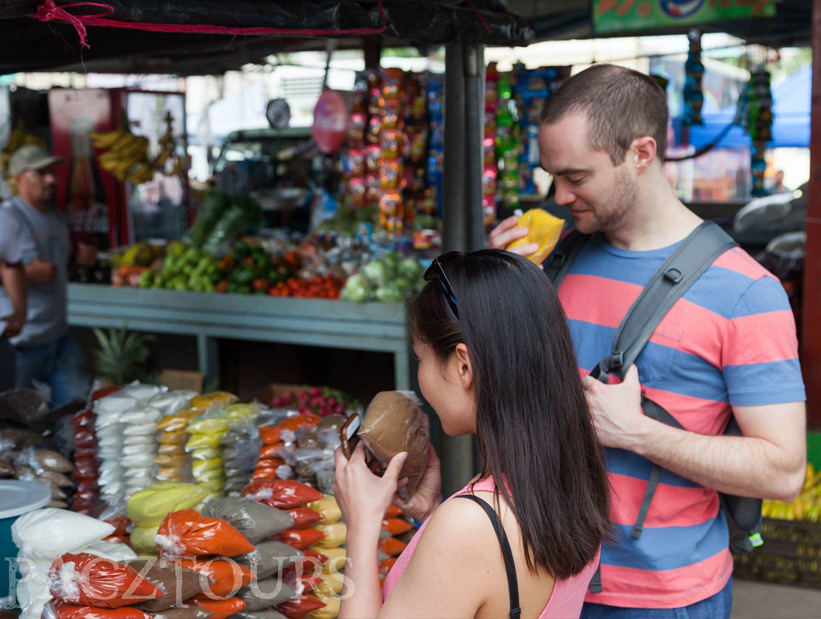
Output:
top-left (733, 518), bottom-right (821, 588)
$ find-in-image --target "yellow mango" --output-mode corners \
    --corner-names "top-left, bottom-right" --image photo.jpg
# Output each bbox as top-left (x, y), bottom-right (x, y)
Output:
top-left (505, 209), bottom-right (565, 265)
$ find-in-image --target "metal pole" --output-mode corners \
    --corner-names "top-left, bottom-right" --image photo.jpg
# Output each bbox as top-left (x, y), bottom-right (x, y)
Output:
top-left (803, 0), bottom-right (821, 426)
top-left (439, 43), bottom-right (486, 496)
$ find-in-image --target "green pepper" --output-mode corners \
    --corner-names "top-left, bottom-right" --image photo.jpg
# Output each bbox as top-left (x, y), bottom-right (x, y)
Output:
top-left (232, 265), bottom-right (255, 285)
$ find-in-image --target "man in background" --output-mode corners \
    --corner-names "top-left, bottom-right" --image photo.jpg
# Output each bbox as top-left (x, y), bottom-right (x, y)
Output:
top-left (0, 206), bottom-right (26, 391)
top-left (0, 145), bottom-right (94, 406)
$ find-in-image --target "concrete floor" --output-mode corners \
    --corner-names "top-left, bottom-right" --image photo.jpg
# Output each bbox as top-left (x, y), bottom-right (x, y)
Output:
top-left (732, 579), bottom-right (821, 618)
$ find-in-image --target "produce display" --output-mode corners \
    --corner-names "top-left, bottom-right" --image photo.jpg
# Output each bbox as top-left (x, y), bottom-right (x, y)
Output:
top-left (763, 462), bottom-right (821, 522)
top-left (340, 251), bottom-right (424, 303)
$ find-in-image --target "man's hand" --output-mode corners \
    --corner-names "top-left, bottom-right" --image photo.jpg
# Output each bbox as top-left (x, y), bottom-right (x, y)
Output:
top-left (76, 242), bottom-right (98, 268)
top-left (1, 311), bottom-right (25, 338)
top-left (25, 259), bottom-right (57, 285)
top-left (583, 366), bottom-right (649, 451)
top-left (489, 215), bottom-right (538, 256)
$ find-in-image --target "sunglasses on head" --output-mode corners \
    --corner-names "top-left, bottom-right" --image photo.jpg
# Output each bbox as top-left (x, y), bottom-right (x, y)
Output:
top-left (423, 251), bottom-right (463, 317)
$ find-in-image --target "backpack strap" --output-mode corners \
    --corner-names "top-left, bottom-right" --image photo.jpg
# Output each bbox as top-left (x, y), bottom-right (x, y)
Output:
top-left (456, 495), bottom-right (521, 619)
top-left (589, 221), bottom-right (737, 383)
top-left (543, 229), bottom-right (589, 290)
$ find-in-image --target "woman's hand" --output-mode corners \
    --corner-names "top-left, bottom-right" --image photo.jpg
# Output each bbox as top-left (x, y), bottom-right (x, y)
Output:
top-left (334, 442), bottom-right (407, 537)
top-left (393, 443), bottom-right (442, 522)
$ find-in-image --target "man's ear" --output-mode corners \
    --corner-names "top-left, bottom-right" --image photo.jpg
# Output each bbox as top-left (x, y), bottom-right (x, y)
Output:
top-left (631, 136), bottom-right (657, 172)
top-left (454, 343), bottom-right (473, 390)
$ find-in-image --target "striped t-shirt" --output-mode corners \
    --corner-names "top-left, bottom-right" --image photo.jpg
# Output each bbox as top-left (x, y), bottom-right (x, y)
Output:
top-left (556, 234), bottom-right (805, 609)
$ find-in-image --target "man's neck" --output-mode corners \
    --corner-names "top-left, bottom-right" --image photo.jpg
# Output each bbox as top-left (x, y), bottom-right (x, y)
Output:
top-left (605, 175), bottom-right (702, 252)
top-left (17, 195), bottom-right (50, 213)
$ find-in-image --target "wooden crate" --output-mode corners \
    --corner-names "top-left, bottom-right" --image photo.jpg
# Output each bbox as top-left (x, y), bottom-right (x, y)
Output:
top-left (733, 518), bottom-right (821, 588)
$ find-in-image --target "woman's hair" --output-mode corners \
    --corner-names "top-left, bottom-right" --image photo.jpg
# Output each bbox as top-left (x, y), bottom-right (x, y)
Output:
top-left (406, 249), bottom-right (610, 579)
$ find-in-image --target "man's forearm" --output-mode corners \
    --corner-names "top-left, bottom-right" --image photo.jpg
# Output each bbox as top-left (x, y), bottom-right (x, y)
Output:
top-left (631, 419), bottom-right (804, 502)
top-left (1, 264), bottom-right (27, 315)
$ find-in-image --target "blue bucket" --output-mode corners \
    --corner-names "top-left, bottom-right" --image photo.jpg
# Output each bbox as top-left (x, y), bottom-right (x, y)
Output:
top-left (0, 480), bottom-right (51, 604)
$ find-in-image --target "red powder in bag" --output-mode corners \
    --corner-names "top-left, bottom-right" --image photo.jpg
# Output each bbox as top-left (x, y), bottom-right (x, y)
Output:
top-left (378, 537), bottom-right (408, 557)
top-left (178, 558), bottom-right (253, 598)
top-left (242, 480), bottom-right (322, 509)
top-left (48, 553), bottom-right (161, 608)
top-left (276, 595), bottom-right (326, 619)
top-left (156, 509), bottom-right (255, 558)
top-left (44, 600), bottom-right (151, 619)
top-left (286, 508), bottom-right (323, 529)
top-left (188, 596), bottom-right (246, 619)
top-left (274, 528), bottom-right (325, 551)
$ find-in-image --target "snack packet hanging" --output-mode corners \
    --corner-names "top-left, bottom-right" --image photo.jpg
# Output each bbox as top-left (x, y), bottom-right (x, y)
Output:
top-left (156, 509), bottom-right (255, 558)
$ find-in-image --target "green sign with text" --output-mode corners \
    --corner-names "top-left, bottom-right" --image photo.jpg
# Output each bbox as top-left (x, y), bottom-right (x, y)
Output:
top-left (594, 0), bottom-right (775, 35)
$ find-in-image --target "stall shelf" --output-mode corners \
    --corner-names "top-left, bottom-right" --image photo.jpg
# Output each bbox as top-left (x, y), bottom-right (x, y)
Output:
top-left (67, 283), bottom-right (411, 391)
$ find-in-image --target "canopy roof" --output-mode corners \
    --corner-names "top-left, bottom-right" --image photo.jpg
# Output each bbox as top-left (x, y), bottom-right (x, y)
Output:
top-left (0, 0), bottom-right (533, 75)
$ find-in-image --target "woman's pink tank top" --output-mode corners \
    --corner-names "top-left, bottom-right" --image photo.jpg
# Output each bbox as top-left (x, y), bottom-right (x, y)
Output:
top-left (382, 477), bottom-right (600, 618)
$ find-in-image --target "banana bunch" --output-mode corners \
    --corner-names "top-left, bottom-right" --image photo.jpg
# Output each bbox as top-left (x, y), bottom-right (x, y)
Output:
top-left (2, 126), bottom-right (46, 177)
top-left (763, 463), bottom-right (821, 522)
top-left (151, 113), bottom-right (187, 179)
top-left (93, 124), bottom-right (152, 183)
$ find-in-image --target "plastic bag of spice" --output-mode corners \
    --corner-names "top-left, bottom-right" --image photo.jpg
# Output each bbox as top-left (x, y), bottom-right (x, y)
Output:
top-left (128, 557), bottom-right (205, 612)
top-left (48, 553), bottom-right (162, 608)
top-left (200, 497), bottom-right (293, 544)
top-left (233, 542), bottom-right (301, 580)
top-left (156, 509), bottom-right (255, 558)
top-left (241, 481), bottom-right (322, 510)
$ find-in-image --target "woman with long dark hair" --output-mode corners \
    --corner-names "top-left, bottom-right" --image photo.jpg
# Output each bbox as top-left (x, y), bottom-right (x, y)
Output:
top-left (334, 249), bottom-right (610, 618)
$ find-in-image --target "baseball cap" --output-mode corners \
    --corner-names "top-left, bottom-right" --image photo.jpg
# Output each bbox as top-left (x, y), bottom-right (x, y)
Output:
top-left (8, 145), bottom-right (66, 177)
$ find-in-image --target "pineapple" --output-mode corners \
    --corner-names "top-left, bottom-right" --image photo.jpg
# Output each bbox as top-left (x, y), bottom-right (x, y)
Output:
top-left (92, 327), bottom-right (154, 386)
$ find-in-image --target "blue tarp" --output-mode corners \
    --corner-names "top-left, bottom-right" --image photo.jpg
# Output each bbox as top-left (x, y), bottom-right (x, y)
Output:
top-left (675, 65), bottom-right (810, 149)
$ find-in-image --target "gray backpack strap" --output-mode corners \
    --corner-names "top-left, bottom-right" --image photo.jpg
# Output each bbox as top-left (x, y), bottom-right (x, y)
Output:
top-left (543, 229), bottom-right (588, 290)
top-left (589, 221), bottom-right (737, 382)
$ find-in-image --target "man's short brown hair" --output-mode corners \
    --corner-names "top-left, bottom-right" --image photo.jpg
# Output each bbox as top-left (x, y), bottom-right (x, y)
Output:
top-left (540, 64), bottom-right (669, 164)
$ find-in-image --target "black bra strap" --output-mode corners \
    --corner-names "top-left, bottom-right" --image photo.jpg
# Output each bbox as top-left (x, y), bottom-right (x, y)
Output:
top-left (457, 494), bottom-right (521, 619)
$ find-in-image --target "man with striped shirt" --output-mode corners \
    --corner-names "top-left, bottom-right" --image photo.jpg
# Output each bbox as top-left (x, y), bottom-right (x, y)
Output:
top-left (491, 64), bottom-right (806, 618)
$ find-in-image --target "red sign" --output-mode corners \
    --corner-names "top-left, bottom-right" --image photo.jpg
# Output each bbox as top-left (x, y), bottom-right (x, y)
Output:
top-left (312, 90), bottom-right (348, 154)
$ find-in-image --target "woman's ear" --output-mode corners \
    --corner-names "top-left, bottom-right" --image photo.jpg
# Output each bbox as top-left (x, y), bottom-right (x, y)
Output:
top-left (454, 343), bottom-right (473, 390)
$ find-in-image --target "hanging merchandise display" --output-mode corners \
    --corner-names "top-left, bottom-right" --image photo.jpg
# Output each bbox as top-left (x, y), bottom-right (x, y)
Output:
top-left (682, 30), bottom-right (705, 127)
top-left (514, 64), bottom-right (562, 197)
top-left (495, 71), bottom-right (520, 209)
top-left (483, 63), bottom-right (500, 226)
top-left (745, 67), bottom-right (774, 198)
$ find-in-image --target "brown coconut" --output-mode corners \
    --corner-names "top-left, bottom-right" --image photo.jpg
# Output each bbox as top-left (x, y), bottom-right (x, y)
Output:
top-left (358, 391), bottom-right (430, 500)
